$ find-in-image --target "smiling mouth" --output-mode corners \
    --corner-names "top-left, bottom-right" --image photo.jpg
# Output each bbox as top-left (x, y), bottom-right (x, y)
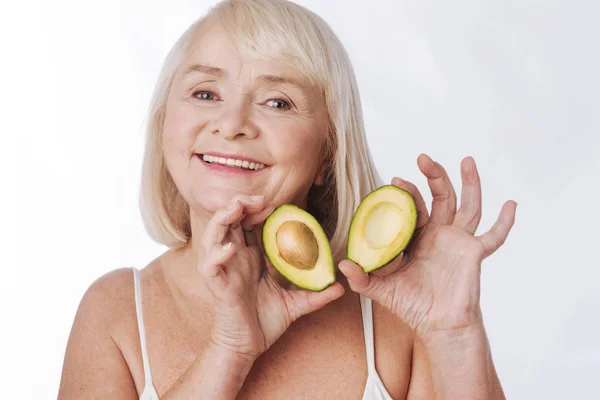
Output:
top-left (198, 154), bottom-right (267, 171)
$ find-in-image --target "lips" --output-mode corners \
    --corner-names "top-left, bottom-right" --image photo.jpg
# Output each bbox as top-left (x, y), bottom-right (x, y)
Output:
top-left (197, 153), bottom-right (267, 171)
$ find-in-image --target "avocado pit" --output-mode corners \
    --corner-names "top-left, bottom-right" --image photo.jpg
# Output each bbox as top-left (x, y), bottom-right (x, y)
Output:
top-left (275, 220), bottom-right (319, 270)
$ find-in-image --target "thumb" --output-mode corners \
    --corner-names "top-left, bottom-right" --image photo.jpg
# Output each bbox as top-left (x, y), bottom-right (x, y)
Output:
top-left (338, 260), bottom-right (388, 302)
top-left (286, 283), bottom-right (345, 320)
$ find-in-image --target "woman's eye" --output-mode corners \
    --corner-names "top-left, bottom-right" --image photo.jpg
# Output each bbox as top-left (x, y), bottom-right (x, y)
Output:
top-left (266, 99), bottom-right (290, 110)
top-left (194, 91), bottom-right (216, 101)
top-left (192, 91), bottom-right (289, 109)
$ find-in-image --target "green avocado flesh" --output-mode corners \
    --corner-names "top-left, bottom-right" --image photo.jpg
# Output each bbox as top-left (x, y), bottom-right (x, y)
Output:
top-left (347, 185), bottom-right (417, 273)
top-left (262, 204), bottom-right (335, 291)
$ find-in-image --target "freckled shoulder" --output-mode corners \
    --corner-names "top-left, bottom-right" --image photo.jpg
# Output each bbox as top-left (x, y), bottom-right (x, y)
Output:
top-left (83, 267), bottom-right (138, 325)
top-left (58, 267), bottom-right (145, 398)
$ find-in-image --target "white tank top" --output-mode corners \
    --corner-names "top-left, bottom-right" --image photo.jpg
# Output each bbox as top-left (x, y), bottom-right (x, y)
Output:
top-left (133, 267), bottom-right (393, 400)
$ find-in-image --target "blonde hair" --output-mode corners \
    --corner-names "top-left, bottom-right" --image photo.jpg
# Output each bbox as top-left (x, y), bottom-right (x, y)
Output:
top-left (140, 0), bottom-right (382, 261)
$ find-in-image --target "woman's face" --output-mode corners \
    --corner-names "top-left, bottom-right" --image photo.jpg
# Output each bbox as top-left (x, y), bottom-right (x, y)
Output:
top-left (162, 21), bottom-right (329, 217)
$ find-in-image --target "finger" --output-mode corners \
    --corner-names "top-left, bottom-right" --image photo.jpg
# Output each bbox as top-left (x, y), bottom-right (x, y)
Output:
top-left (338, 259), bottom-right (388, 302)
top-left (241, 204), bottom-right (275, 247)
top-left (417, 154), bottom-right (457, 226)
top-left (197, 242), bottom-right (237, 292)
top-left (202, 200), bottom-right (245, 250)
top-left (454, 156), bottom-right (482, 234)
top-left (372, 253), bottom-right (404, 277)
top-left (391, 177), bottom-right (429, 229)
top-left (231, 194), bottom-right (267, 214)
top-left (227, 195), bottom-right (272, 246)
top-left (221, 193), bottom-right (268, 246)
top-left (247, 245), bottom-right (267, 280)
top-left (228, 220), bottom-right (246, 248)
top-left (243, 204), bottom-right (276, 227)
top-left (286, 282), bottom-right (345, 320)
top-left (476, 200), bottom-right (517, 259)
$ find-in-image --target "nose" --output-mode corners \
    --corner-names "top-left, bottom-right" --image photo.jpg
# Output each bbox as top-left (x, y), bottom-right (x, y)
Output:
top-left (210, 101), bottom-right (259, 140)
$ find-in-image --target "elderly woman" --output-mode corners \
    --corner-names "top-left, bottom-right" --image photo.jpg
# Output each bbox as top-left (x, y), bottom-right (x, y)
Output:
top-left (58, 0), bottom-right (516, 399)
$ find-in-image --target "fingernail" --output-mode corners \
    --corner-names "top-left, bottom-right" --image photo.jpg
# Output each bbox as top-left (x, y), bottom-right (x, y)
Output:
top-left (250, 195), bottom-right (264, 202)
top-left (222, 242), bottom-right (232, 251)
top-left (227, 200), bottom-right (238, 211)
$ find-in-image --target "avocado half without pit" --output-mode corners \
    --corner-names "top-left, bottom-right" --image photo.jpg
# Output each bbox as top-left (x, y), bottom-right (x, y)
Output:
top-left (262, 204), bottom-right (336, 291)
top-left (347, 185), bottom-right (418, 273)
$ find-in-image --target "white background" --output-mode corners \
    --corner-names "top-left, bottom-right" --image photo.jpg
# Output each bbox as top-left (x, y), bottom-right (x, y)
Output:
top-left (1, 0), bottom-right (599, 398)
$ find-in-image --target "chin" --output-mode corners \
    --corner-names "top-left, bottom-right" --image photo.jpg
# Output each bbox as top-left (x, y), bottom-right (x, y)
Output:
top-left (188, 185), bottom-right (252, 213)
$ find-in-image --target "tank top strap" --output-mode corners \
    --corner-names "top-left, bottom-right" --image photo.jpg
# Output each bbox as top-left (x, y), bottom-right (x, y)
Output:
top-left (132, 267), bottom-right (159, 399)
top-left (359, 295), bottom-right (376, 371)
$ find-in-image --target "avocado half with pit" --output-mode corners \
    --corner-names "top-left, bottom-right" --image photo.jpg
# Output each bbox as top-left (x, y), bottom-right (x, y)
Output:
top-left (262, 204), bottom-right (335, 291)
top-left (347, 185), bottom-right (418, 273)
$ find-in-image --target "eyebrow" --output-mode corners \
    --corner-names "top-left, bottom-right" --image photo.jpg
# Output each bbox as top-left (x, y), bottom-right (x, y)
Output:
top-left (181, 63), bottom-right (310, 90)
top-left (182, 63), bottom-right (225, 78)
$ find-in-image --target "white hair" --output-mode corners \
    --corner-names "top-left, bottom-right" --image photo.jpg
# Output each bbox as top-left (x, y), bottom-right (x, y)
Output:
top-left (139, 0), bottom-right (382, 261)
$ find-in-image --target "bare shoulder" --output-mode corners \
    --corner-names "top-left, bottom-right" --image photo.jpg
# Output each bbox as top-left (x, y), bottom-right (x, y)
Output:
top-left (74, 267), bottom-right (140, 331)
top-left (57, 267), bottom-right (140, 399)
top-left (86, 267), bottom-right (136, 310)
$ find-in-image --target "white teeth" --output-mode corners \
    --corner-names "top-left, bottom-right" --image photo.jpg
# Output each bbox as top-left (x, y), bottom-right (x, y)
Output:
top-left (201, 154), bottom-right (265, 170)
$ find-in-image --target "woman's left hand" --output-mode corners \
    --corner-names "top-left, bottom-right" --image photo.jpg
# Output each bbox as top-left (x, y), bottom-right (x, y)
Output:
top-left (338, 154), bottom-right (517, 339)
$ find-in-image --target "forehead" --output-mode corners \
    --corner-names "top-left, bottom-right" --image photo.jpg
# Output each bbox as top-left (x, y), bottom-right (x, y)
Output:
top-left (179, 20), bottom-right (314, 88)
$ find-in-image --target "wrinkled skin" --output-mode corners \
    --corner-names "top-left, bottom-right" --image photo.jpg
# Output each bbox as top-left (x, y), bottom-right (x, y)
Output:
top-left (339, 154), bottom-right (517, 340)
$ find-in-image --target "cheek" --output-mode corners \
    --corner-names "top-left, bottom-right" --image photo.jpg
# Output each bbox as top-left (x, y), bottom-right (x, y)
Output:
top-left (269, 126), bottom-right (326, 198)
top-left (162, 100), bottom-right (205, 168)
top-left (160, 104), bottom-right (204, 199)
top-left (271, 120), bottom-right (325, 163)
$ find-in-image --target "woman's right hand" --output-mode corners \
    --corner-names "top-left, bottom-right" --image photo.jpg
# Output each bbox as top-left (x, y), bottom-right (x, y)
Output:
top-left (198, 195), bottom-right (345, 364)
